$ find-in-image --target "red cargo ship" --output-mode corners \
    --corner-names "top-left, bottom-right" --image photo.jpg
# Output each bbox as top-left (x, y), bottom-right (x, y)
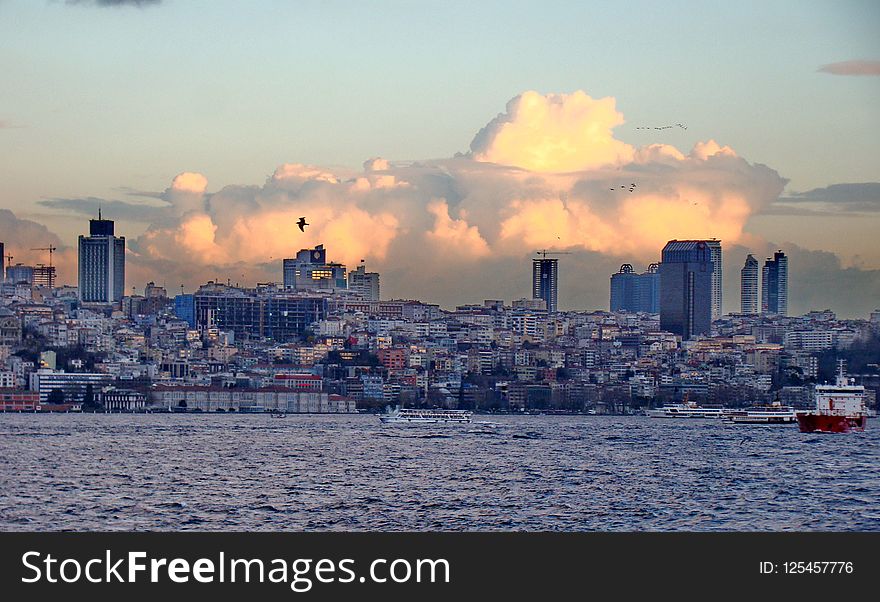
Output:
top-left (797, 362), bottom-right (867, 433)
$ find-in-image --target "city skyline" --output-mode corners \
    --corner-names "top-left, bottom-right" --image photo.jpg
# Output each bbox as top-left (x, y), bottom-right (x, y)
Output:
top-left (0, 1), bottom-right (878, 317)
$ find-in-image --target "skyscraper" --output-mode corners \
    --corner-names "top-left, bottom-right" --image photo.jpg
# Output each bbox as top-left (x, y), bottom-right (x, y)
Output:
top-left (348, 263), bottom-right (380, 301)
top-left (706, 239), bottom-right (722, 320)
top-left (761, 250), bottom-right (788, 316)
top-left (610, 263), bottom-right (660, 313)
top-left (532, 258), bottom-right (558, 312)
top-left (740, 254), bottom-right (759, 314)
top-left (610, 264), bottom-right (637, 312)
top-left (78, 212), bottom-right (125, 303)
top-left (660, 240), bottom-right (714, 340)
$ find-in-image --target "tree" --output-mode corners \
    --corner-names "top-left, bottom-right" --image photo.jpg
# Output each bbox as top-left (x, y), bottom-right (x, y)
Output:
top-left (81, 383), bottom-right (102, 412)
top-left (47, 389), bottom-right (65, 404)
top-left (556, 367), bottom-right (572, 381)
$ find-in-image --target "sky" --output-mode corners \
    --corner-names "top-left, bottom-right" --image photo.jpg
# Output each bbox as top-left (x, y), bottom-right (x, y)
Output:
top-left (1, 0), bottom-right (879, 316)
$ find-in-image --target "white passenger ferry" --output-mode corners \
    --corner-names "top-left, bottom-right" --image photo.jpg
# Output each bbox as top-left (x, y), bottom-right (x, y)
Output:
top-left (726, 402), bottom-right (797, 424)
top-left (646, 396), bottom-right (726, 419)
top-left (379, 407), bottom-right (473, 424)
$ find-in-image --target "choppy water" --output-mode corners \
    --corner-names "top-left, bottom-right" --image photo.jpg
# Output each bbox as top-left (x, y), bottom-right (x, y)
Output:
top-left (1, 414), bottom-right (878, 531)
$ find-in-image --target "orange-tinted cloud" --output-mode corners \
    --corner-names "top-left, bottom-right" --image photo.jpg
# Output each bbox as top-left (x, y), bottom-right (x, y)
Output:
top-left (818, 60), bottom-right (880, 76)
top-left (470, 90), bottom-right (634, 172)
top-left (81, 90), bottom-right (785, 307)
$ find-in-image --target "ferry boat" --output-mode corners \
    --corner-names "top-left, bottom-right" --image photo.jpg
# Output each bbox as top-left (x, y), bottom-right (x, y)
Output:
top-left (727, 401), bottom-right (797, 424)
top-left (646, 395), bottom-right (726, 419)
top-left (797, 362), bottom-right (867, 433)
top-left (379, 407), bottom-right (473, 424)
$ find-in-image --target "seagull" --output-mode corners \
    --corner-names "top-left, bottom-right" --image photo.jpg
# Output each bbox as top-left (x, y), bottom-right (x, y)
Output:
top-left (297, 217), bottom-right (309, 232)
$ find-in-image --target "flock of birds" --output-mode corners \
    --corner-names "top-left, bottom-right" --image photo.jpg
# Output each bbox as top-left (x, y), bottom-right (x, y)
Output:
top-left (636, 123), bottom-right (688, 130)
top-left (611, 183), bottom-right (638, 193)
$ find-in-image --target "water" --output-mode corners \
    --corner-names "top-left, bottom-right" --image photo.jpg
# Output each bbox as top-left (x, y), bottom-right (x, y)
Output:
top-left (1, 414), bottom-right (878, 531)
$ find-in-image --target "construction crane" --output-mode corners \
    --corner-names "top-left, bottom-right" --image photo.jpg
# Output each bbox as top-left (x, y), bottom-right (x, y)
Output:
top-left (535, 249), bottom-right (572, 258)
top-left (31, 245), bottom-right (57, 267)
top-left (31, 245), bottom-right (58, 288)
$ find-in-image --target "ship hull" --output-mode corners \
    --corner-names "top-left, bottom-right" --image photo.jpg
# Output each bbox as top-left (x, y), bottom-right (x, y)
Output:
top-left (730, 415), bottom-right (796, 424)
top-left (380, 417), bottom-right (471, 424)
top-left (796, 414), bottom-right (866, 433)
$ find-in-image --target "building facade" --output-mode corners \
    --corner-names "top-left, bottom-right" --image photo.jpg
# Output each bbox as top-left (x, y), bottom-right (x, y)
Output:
top-left (78, 213), bottom-right (125, 303)
top-left (348, 264), bottom-right (380, 301)
top-left (174, 294), bottom-right (196, 328)
top-left (706, 239), bottom-right (722, 320)
top-left (610, 263), bottom-right (660, 313)
top-left (193, 283), bottom-right (326, 342)
top-left (6, 264), bottom-right (34, 286)
top-left (532, 258), bottom-right (558, 313)
top-left (660, 240), bottom-right (714, 340)
top-left (761, 250), bottom-right (788, 316)
top-left (28, 370), bottom-right (114, 404)
top-left (741, 254), bottom-right (759, 314)
top-left (282, 244), bottom-right (347, 292)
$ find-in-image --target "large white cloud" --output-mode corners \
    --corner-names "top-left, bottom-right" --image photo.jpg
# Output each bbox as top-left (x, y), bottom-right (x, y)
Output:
top-left (470, 90), bottom-right (634, 172)
top-left (118, 89), bottom-right (793, 309)
top-left (9, 89), bottom-right (837, 310)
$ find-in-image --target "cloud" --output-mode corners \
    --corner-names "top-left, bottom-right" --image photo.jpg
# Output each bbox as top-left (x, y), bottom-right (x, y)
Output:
top-left (16, 89), bottom-right (878, 316)
top-left (818, 60), bottom-right (880, 76)
top-left (107, 90), bottom-right (792, 307)
top-left (170, 172), bottom-right (208, 195)
top-left (38, 196), bottom-right (169, 222)
top-left (65, 0), bottom-right (162, 7)
top-left (0, 209), bottom-right (77, 285)
top-left (425, 199), bottom-right (491, 258)
top-left (765, 182), bottom-right (880, 216)
top-left (470, 90), bottom-right (634, 172)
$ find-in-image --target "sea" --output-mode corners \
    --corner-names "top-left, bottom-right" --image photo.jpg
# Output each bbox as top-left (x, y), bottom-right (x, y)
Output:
top-left (1, 413), bottom-right (878, 531)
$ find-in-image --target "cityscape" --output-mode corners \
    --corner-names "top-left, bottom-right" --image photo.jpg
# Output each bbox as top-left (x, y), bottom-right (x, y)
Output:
top-left (0, 2), bottom-right (878, 540)
top-left (1, 213), bottom-right (877, 416)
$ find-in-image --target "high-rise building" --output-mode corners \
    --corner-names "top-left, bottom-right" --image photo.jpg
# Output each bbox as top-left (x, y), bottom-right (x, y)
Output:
top-left (6, 264), bottom-right (34, 286)
top-left (639, 263), bottom-right (661, 313)
top-left (173, 294), bottom-right (196, 328)
top-left (348, 263), bottom-right (380, 301)
top-left (532, 258), bottom-right (558, 313)
top-left (282, 244), bottom-right (347, 292)
top-left (610, 263), bottom-right (660, 313)
top-left (78, 212), bottom-right (125, 303)
top-left (761, 250), bottom-right (788, 316)
top-left (33, 266), bottom-right (56, 288)
top-left (610, 264), bottom-right (637, 312)
top-left (0, 241), bottom-right (4, 283)
top-left (706, 239), bottom-right (722, 320)
top-left (660, 240), bottom-right (714, 340)
top-left (740, 254), bottom-right (759, 314)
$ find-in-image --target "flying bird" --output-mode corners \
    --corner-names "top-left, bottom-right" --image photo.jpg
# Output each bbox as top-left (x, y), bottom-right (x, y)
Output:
top-left (297, 217), bottom-right (309, 232)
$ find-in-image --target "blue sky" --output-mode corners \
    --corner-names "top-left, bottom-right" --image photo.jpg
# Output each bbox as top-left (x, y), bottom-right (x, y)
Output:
top-left (1, 0), bottom-right (879, 313)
